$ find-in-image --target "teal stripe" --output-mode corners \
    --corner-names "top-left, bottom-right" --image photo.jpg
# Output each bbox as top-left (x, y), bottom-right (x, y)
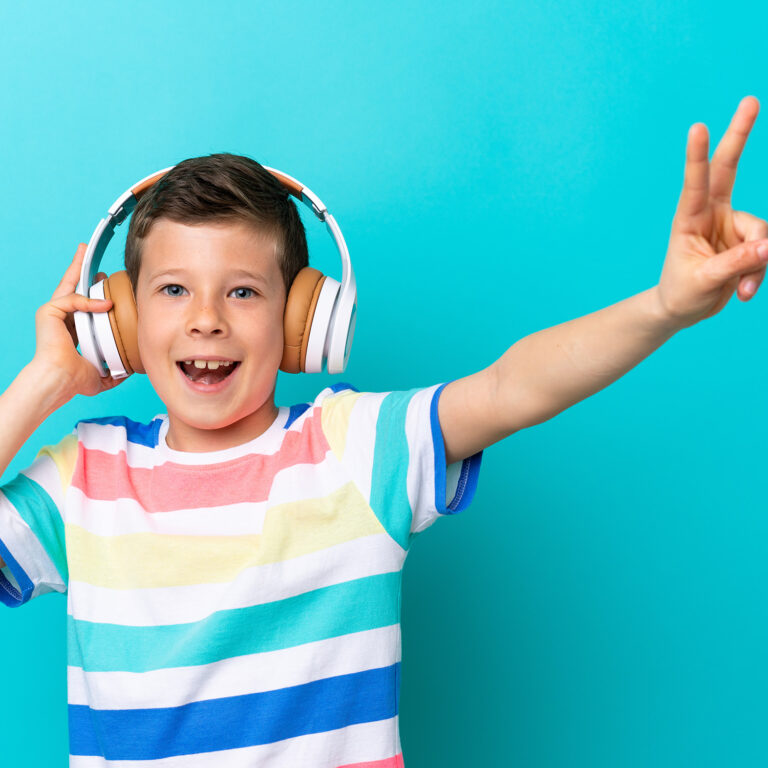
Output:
top-left (67, 570), bottom-right (402, 673)
top-left (369, 388), bottom-right (422, 550)
top-left (2, 473), bottom-right (68, 584)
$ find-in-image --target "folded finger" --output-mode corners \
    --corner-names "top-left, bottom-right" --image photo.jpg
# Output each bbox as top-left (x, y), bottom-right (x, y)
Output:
top-left (733, 210), bottom-right (768, 300)
top-left (738, 266), bottom-right (765, 301)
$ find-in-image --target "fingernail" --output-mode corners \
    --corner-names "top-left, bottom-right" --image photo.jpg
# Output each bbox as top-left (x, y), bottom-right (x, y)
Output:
top-left (744, 280), bottom-right (757, 295)
top-left (758, 244), bottom-right (768, 259)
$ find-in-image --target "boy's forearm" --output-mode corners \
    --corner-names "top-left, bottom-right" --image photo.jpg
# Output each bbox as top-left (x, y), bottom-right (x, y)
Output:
top-left (493, 286), bottom-right (682, 430)
top-left (0, 362), bottom-right (73, 482)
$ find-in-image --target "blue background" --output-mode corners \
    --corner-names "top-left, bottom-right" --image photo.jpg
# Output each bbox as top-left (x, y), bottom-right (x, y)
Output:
top-left (1, 1), bottom-right (766, 765)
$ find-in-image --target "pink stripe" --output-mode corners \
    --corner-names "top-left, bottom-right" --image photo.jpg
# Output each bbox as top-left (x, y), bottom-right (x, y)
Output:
top-left (71, 407), bottom-right (330, 512)
top-left (336, 755), bottom-right (404, 768)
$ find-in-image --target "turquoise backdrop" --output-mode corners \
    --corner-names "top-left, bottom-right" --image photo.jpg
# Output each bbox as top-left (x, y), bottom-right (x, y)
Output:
top-left (1, 1), bottom-right (766, 765)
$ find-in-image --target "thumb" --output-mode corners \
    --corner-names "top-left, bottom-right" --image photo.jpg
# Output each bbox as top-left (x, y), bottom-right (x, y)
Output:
top-left (701, 238), bottom-right (768, 287)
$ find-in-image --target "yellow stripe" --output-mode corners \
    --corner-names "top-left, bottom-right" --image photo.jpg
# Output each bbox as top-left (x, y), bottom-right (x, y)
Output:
top-left (321, 390), bottom-right (362, 461)
top-left (37, 434), bottom-right (78, 497)
top-left (66, 482), bottom-right (384, 589)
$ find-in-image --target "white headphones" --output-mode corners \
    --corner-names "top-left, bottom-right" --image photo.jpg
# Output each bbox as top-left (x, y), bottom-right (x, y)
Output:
top-left (73, 163), bottom-right (357, 378)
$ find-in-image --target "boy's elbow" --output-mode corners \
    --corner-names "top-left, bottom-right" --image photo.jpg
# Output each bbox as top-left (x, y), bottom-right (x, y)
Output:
top-left (491, 359), bottom-right (562, 434)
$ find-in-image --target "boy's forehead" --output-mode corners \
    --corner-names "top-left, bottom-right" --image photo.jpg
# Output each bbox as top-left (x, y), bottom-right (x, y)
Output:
top-left (140, 218), bottom-right (281, 283)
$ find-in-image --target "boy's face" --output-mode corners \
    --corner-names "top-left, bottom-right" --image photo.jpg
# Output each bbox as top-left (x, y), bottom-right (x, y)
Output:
top-left (134, 218), bottom-right (286, 452)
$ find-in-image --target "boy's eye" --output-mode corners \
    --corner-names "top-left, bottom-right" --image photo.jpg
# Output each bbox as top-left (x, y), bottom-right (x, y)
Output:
top-left (160, 284), bottom-right (186, 297)
top-left (230, 287), bottom-right (256, 299)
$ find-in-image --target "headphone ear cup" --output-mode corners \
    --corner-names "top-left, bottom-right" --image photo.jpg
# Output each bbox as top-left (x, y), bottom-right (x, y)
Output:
top-left (281, 267), bottom-right (326, 374)
top-left (102, 270), bottom-right (144, 375)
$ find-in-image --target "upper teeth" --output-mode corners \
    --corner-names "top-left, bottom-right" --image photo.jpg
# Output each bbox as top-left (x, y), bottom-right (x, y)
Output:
top-left (183, 360), bottom-right (234, 370)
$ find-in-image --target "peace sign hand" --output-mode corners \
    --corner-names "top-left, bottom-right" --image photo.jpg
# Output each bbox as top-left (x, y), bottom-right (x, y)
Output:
top-left (657, 96), bottom-right (768, 330)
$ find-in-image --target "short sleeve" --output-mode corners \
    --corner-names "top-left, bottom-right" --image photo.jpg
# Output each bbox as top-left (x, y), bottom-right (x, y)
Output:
top-left (320, 382), bottom-right (482, 549)
top-left (0, 432), bottom-right (78, 607)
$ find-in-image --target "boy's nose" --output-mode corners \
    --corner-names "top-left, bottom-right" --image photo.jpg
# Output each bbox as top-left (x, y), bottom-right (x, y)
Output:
top-left (186, 301), bottom-right (228, 336)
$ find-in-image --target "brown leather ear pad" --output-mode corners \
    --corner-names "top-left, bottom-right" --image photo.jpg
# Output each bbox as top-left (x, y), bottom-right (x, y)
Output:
top-left (281, 267), bottom-right (326, 373)
top-left (103, 271), bottom-right (145, 375)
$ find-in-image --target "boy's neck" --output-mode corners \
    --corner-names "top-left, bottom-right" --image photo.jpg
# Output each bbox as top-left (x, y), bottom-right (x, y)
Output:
top-left (164, 398), bottom-right (280, 453)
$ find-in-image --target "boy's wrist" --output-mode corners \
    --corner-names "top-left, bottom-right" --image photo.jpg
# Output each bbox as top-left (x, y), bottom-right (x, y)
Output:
top-left (20, 359), bottom-right (77, 417)
top-left (648, 284), bottom-right (690, 336)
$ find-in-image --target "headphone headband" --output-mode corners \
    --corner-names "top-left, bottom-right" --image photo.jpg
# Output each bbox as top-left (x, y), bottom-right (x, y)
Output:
top-left (74, 163), bottom-right (357, 376)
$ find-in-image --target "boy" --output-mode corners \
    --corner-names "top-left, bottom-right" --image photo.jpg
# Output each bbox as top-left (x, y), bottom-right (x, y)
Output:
top-left (1, 96), bottom-right (767, 767)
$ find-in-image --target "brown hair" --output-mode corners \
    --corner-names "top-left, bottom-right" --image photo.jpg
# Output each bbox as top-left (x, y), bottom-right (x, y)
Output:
top-left (124, 153), bottom-right (308, 296)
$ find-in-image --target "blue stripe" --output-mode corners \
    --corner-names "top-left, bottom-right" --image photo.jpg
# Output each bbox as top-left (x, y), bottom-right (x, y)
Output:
top-left (69, 662), bottom-right (400, 759)
top-left (75, 416), bottom-right (164, 448)
top-left (329, 381), bottom-right (359, 394)
top-left (448, 453), bottom-right (482, 512)
top-left (0, 536), bottom-right (34, 607)
top-left (285, 403), bottom-right (310, 429)
top-left (68, 571), bottom-right (401, 673)
top-left (430, 382), bottom-right (483, 515)
top-left (369, 388), bottom-right (423, 550)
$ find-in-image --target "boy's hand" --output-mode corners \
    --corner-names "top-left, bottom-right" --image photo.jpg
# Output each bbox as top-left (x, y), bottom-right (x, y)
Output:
top-left (657, 95), bottom-right (768, 329)
top-left (30, 243), bottom-right (126, 399)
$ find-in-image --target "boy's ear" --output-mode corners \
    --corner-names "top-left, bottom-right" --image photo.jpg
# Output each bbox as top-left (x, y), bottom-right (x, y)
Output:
top-left (102, 270), bottom-right (145, 374)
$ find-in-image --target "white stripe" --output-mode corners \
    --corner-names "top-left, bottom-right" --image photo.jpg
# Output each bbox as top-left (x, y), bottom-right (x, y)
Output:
top-left (22, 450), bottom-right (67, 515)
top-left (69, 716), bottom-right (401, 768)
top-left (341, 391), bottom-right (389, 502)
top-left (68, 531), bottom-right (403, 625)
top-left (77, 421), bottom-right (159, 463)
top-left (64, 450), bottom-right (350, 537)
top-left (405, 384), bottom-right (441, 534)
top-left (68, 623), bottom-right (401, 708)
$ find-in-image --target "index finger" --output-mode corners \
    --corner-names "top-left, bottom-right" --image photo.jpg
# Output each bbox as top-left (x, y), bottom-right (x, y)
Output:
top-left (709, 95), bottom-right (759, 205)
top-left (51, 243), bottom-right (88, 300)
top-left (673, 121), bottom-right (710, 231)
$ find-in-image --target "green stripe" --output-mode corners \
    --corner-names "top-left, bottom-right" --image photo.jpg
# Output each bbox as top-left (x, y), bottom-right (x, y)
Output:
top-left (2, 473), bottom-right (68, 584)
top-left (67, 570), bottom-right (402, 673)
top-left (369, 388), bottom-right (421, 550)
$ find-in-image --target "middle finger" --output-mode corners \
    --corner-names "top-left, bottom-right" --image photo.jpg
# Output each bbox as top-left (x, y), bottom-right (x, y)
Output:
top-left (709, 96), bottom-right (760, 206)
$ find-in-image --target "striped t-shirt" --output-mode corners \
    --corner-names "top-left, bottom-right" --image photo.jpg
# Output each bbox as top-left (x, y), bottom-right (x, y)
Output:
top-left (0, 381), bottom-right (482, 767)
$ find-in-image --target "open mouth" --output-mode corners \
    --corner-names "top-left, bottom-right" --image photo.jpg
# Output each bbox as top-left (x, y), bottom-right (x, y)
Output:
top-left (177, 360), bottom-right (241, 386)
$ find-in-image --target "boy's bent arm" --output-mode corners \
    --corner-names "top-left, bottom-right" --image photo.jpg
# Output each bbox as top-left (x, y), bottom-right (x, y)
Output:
top-left (439, 286), bottom-right (679, 464)
top-left (0, 243), bottom-right (127, 570)
top-left (0, 362), bottom-right (75, 569)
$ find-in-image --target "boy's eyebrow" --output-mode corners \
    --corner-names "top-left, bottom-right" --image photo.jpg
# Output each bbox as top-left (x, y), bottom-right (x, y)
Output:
top-left (147, 268), bottom-right (269, 285)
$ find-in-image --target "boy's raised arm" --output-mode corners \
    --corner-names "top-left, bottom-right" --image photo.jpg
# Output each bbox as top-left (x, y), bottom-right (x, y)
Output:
top-left (0, 244), bottom-right (125, 568)
top-left (439, 96), bottom-right (768, 465)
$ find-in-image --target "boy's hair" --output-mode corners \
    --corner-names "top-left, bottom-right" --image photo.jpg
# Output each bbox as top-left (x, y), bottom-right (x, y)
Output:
top-left (124, 153), bottom-right (309, 296)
